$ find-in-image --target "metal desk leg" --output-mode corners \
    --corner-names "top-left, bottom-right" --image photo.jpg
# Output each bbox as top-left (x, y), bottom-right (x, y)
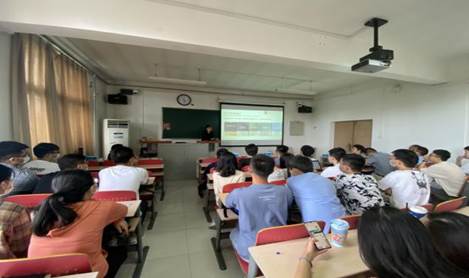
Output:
top-left (247, 255), bottom-right (259, 278)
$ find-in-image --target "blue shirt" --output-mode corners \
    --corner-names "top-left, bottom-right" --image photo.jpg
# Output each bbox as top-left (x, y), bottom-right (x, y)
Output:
top-left (225, 184), bottom-right (293, 260)
top-left (287, 172), bottom-right (345, 232)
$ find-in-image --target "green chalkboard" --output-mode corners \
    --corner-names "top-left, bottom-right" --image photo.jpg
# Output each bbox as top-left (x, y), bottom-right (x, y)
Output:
top-left (162, 107), bottom-right (220, 139)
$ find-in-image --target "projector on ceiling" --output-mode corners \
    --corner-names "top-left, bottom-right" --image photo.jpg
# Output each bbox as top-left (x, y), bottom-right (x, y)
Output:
top-left (352, 17), bottom-right (394, 73)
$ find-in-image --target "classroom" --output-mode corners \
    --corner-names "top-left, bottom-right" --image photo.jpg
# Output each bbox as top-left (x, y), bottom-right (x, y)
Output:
top-left (0, 1), bottom-right (469, 278)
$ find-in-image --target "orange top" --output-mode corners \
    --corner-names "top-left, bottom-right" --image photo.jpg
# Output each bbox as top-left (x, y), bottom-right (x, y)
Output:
top-left (28, 200), bottom-right (127, 278)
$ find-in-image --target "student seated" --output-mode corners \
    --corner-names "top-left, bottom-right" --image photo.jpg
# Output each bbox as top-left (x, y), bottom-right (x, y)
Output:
top-left (225, 154), bottom-right (293, 261)
top-left (198, 148), bottom-right (229, 198)
top-left (427, 212), bottom-right (469, 272)
top-left (107, 144), bottom-right (124, 161)
top-left (357, 207), bottom-right (467, 278)
top-left (0, 141), bottom-right (38, 195)
top-left (274, 145), bottom-right (289, 165)
top-left (24, 143), bottom-right (60, 175)
top-left (98, 146), bottom-right (148, 197)
top-left (213, 152), bottom-right (246, 206)
top-left (421, 149), bottom-right (466, 203)
top-left (351, 144), bottom-right (367, 157)
top-left (268, 153), bottom-right (293, 182)
top-left (300, 145), bottom-right (321, 172)
top-left (320, 147), bottom-right (345, 179)
top-left (28, 170), bottom-right (128, 278)
top-left (365, 147), bottom-right (394, 177)
top-left (0, 164), bottom-right (32, 259)
top-left (287, 155), bottom-right (345, 231)
top-left (238, 144), bottom-right (258, 170)
top-left (33, 154), bottom-right (88, 194)
top-left (410, 144), bottom-right (429, 165)
top-left (379, 149), bottom-right (430, 209)
top-left (335, 154), bottom-right (385, 215)
top-left (456, 146), bottom-right (469, 174)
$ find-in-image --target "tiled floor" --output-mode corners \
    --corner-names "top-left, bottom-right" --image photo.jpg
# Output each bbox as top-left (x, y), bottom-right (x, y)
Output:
top-left (116, 179), bottom-right (244, 278)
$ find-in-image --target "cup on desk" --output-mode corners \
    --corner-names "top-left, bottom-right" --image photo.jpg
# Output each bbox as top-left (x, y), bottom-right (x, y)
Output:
top-left (408, 206), bottom-right (428, 219)
top-left (330, 219), bottom-right (350, 247)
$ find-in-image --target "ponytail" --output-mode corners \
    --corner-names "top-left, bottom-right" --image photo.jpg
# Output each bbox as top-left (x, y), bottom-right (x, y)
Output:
top-left (32, 169), bottom-right (94, 236)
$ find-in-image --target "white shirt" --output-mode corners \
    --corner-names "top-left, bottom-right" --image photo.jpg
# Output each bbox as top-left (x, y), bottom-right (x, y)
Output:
top-left (461, 161), bottom-right (469, 175)
top-left (213, 170), bottom-right (246, 206)
top-left (321, 164), bottom-right (343, 178)
top-left (379, 170), bottom-right (430, 209)
top-left (422, 162), bottom-right (466, 197)
top-left (268, 168), bottom-right (288, 183)
top-left (24, 160), bottom-right (60, 175)
top-left (98, 165), bottom-right (149, 198)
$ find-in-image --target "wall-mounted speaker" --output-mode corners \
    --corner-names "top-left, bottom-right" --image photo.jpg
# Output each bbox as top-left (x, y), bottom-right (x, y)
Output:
top-left (107, 94), bottom-right (128, 105)
top-left (298, 105), bottom-right (313, 113)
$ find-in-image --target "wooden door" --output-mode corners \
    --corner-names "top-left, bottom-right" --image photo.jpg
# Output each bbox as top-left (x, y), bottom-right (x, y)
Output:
top-left (333, 120), bottom-right (372, 152)
top-left (334, 121), bottom-right (355, 152)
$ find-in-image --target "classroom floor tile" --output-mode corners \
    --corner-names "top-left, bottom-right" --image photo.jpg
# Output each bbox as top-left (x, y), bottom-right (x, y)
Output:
top-left (116, 179), bottom-right (244, 278)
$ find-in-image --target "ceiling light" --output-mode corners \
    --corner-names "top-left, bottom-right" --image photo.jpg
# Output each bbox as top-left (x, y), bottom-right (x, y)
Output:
top-left (275, 88), bottom-right (317, 95)
top-left (148, 64), bottom-right (207, 86)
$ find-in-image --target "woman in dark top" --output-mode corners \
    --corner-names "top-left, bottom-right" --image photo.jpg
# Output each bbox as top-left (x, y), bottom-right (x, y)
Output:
top-left (201, 125), bottom-right (215, 141)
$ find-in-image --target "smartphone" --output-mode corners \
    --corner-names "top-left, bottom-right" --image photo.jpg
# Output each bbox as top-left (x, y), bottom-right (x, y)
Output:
top-left (304, 221), bottom-right (332, 250)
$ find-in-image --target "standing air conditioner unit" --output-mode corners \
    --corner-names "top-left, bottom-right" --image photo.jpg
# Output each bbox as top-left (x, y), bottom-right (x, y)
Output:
top-left (103, 119), bottom-right (130, 158)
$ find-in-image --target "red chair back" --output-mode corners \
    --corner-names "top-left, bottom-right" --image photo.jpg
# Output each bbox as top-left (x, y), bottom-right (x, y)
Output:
top-left (201, 157), bottom-right (217, 164)
top-left (241, 165), bottom-right (250, 172)
top-left (4, 194), bottom-right (51, 209)
top-left (340, 215), bottom-right (360, 230)
top-left (0, 253), bottom-right (91, 277)
top-left (222, 182), bottom-right (252, 193)
top-left (434, 197), bottom-right (467, 213)
top-left (86, 160), bottom-right (100, 167)
top-left (138, 159), bottom-right (163, 165)
top-left (103, 160), bottom-right (116, 167)
top-left (269, 180), bottom-right (286, 186)
top-left (93, 190), bottom-right (137, 201)
top-left (256, 223), bottom-right (324, 246)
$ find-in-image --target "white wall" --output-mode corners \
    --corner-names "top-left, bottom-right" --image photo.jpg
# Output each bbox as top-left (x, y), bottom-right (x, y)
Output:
top-left (105, 86), bottom-right (315, 157)
top-left (0, 32), bottom-right (11, 141)
top-left (91, 76), bottom-right (108, 156)
top-left (311, 80), bottom-right (469, 160)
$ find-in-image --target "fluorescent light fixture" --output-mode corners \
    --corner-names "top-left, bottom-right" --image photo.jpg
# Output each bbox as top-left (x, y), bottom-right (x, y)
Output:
top-left (275, 88), bottom-right (317, 95)
top-left (148, 76), bottom-right (207, 86)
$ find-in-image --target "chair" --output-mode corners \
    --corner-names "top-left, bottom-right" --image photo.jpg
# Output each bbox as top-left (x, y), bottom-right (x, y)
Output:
top-left (138, 159), bottom-right (166, 202)
top-left (201, 157), bottom-right (218, 164)
top-left (92, 190), bottom-right (137, 201)
top-left (269, 180), bottom-right (286, 186)
top-left (86, 160), bottom-right (100, 167)
top-left (102, 160), bottom-right (116, 167)
top-left (4, 194), bottom-right (51, 209)
top-left (137, 158), bottom-right (163, 165)
top-left (241, 165), bottom-right (251, 172)
top-left (340, 215), bottom-right (361, 230)
top-left (434, 196), bottom-right (467, 212)
top-left (222, 182), bottom-right (253, 193)
top-left (0, 253), bottom-right (91, 277)
top-left (235, 223), bottom-right (325, 274)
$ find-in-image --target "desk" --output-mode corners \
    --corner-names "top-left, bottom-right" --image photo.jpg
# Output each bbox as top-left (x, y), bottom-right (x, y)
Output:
top-left (117, 200), bottom-right (142, 217)
top-left (57, 272), bottom-right (99, 278)
top-left (248, 230), bottom-right (366, 278)
top-left (456, 206), bottom-right (469, 216)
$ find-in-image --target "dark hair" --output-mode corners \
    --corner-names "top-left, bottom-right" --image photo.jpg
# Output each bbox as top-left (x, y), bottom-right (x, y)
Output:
top-left (427, 212), bottom-right (469, 272)
top-left (250, 154), bottom-right (275, 178)
top-left (300, 145), bottom-right (315, 157)
top-left (33, 143), bottom-right (60, 159)
top-left (465, 146), bottom-right (469, 151)
top-left (276, 145), bottom-right (289, 155)
top-left (0, 141), bottom-right (29, 161)
top-left (328, 147), bottom-right (346, 161)
top-left (365, 147), bottom-right (377, 154)
top-left (352, 144), bottom-right (366, 154)
top-left (433, 149), bottom-right (451, 161)
top-left (32, 170), bottom-right (95, 236)
top-left (58, 154), bottom-right (86, 170)
top-left (358, 207), bottom-right (467, 278)
top-left (288, 155), bottom-right (313, 173)
top-left (0, 164), bottom-right (12, 183)
top-left (216, 148), bottom-right (229, 158)
top-left (278, 153), bottom-right (294, 169)
top-left (216, 152), bottom-right (238, 177)
top-left (341, 154), bottom-right (365, 172)
top-left (107, 144), bottom-right (124, 160)
top-left (392, 149), bottom-right (418, 168)
top-left (416, 146), bottom-right (429, 156)
top-left (113, 146), bottom-right (135, 164)
top-left (245, 144), bottom-right (258, 156)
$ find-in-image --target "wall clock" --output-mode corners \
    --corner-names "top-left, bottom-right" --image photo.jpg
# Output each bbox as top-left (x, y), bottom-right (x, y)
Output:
top-left (177, 94), bottom-right (192, 106)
